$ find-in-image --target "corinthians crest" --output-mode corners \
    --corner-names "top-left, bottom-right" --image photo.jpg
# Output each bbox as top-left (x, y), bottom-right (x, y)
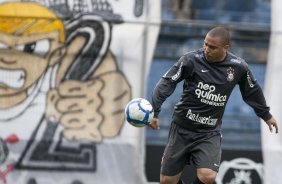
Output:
top-left (226, 67), bottom-right (235, 82)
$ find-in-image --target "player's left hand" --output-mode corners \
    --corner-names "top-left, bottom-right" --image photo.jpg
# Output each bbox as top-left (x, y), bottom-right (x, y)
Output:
top-left (265, 116), bottom-right (278, 133)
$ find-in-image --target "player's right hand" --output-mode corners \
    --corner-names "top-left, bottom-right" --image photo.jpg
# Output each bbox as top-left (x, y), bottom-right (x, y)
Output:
top-left (149, 118), bottom-right (160, 130)
top-left (265, 116), bottom-right (278, 133)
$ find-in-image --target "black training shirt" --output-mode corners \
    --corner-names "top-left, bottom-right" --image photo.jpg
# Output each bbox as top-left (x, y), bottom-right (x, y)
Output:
top-left (152, 49), bottom-right (272, 132)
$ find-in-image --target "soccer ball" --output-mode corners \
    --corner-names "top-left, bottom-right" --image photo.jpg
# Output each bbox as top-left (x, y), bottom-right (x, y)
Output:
top-left (125, 98), bottom-right (154, 127)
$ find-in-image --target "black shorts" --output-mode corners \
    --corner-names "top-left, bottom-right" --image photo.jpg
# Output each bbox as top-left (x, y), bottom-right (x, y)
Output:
top-left (161, 122), bottom-right (222, 176)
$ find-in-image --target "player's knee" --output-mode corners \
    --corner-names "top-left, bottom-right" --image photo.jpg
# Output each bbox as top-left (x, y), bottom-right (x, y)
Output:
top-left (197, 168), bottom-right (217, 184)
top-left (160, 174), bottom-right (180, 184)
top-left (160, 175), bottom-right (173, 184)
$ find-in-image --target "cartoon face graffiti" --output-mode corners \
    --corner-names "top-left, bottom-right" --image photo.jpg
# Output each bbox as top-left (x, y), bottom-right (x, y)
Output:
top-left (0, 3), bottom-right (65, 108)
top-left (0, 2), bottom-right (131, 141)
top-left (0, 2), bottom-right (132, 182)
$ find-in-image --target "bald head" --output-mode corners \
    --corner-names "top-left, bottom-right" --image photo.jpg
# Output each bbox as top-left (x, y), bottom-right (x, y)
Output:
top-left (207, 27), bottom-right (230, 46)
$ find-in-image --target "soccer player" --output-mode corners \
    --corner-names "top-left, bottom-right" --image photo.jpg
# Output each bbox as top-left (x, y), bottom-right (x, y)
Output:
top-left (149, 26), bottom-right (278, 184)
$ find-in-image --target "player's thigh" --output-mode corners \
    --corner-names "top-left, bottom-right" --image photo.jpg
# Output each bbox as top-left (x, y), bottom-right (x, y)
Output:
top-left (161, 123), bottom-right (190, 176)
top-left (191, 133), bottom-right (222, 172)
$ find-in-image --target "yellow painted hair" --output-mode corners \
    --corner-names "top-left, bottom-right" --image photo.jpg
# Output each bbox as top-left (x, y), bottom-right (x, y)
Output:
top-left (0, 2), bottom-right (65, 42)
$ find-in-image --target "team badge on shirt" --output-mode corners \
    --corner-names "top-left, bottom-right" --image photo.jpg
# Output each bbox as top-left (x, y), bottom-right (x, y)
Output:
top-left (226, 67), bottom-right (235, 82)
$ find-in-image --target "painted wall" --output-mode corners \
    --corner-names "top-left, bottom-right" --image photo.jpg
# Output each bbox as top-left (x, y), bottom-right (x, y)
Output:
top-left (0, 0), bottom-right (160, 183)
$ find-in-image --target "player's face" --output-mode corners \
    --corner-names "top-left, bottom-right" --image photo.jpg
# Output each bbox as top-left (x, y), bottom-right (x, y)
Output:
top-left (203, 34), bottom-right (229, 62)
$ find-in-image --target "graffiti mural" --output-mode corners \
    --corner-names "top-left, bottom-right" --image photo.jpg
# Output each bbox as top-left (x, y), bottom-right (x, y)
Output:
top-left (0, 0), bottom-right (160, 183)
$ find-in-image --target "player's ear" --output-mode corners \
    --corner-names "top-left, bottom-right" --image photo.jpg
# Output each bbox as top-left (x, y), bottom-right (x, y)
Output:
top-left (224, 44), bottom-right (230, 50)
top-left (48, 46), bottom-right (66, 66)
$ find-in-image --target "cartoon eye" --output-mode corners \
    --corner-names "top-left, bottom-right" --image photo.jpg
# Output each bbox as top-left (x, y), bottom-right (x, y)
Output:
top-left (0, 42), bottom-right (8, 49)
top-left (16, 39), bottom-right (50, 57)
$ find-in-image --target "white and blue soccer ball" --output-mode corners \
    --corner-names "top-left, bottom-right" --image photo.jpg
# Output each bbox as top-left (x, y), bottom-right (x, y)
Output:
top-left (125, 98), bottom-right (154, 127)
